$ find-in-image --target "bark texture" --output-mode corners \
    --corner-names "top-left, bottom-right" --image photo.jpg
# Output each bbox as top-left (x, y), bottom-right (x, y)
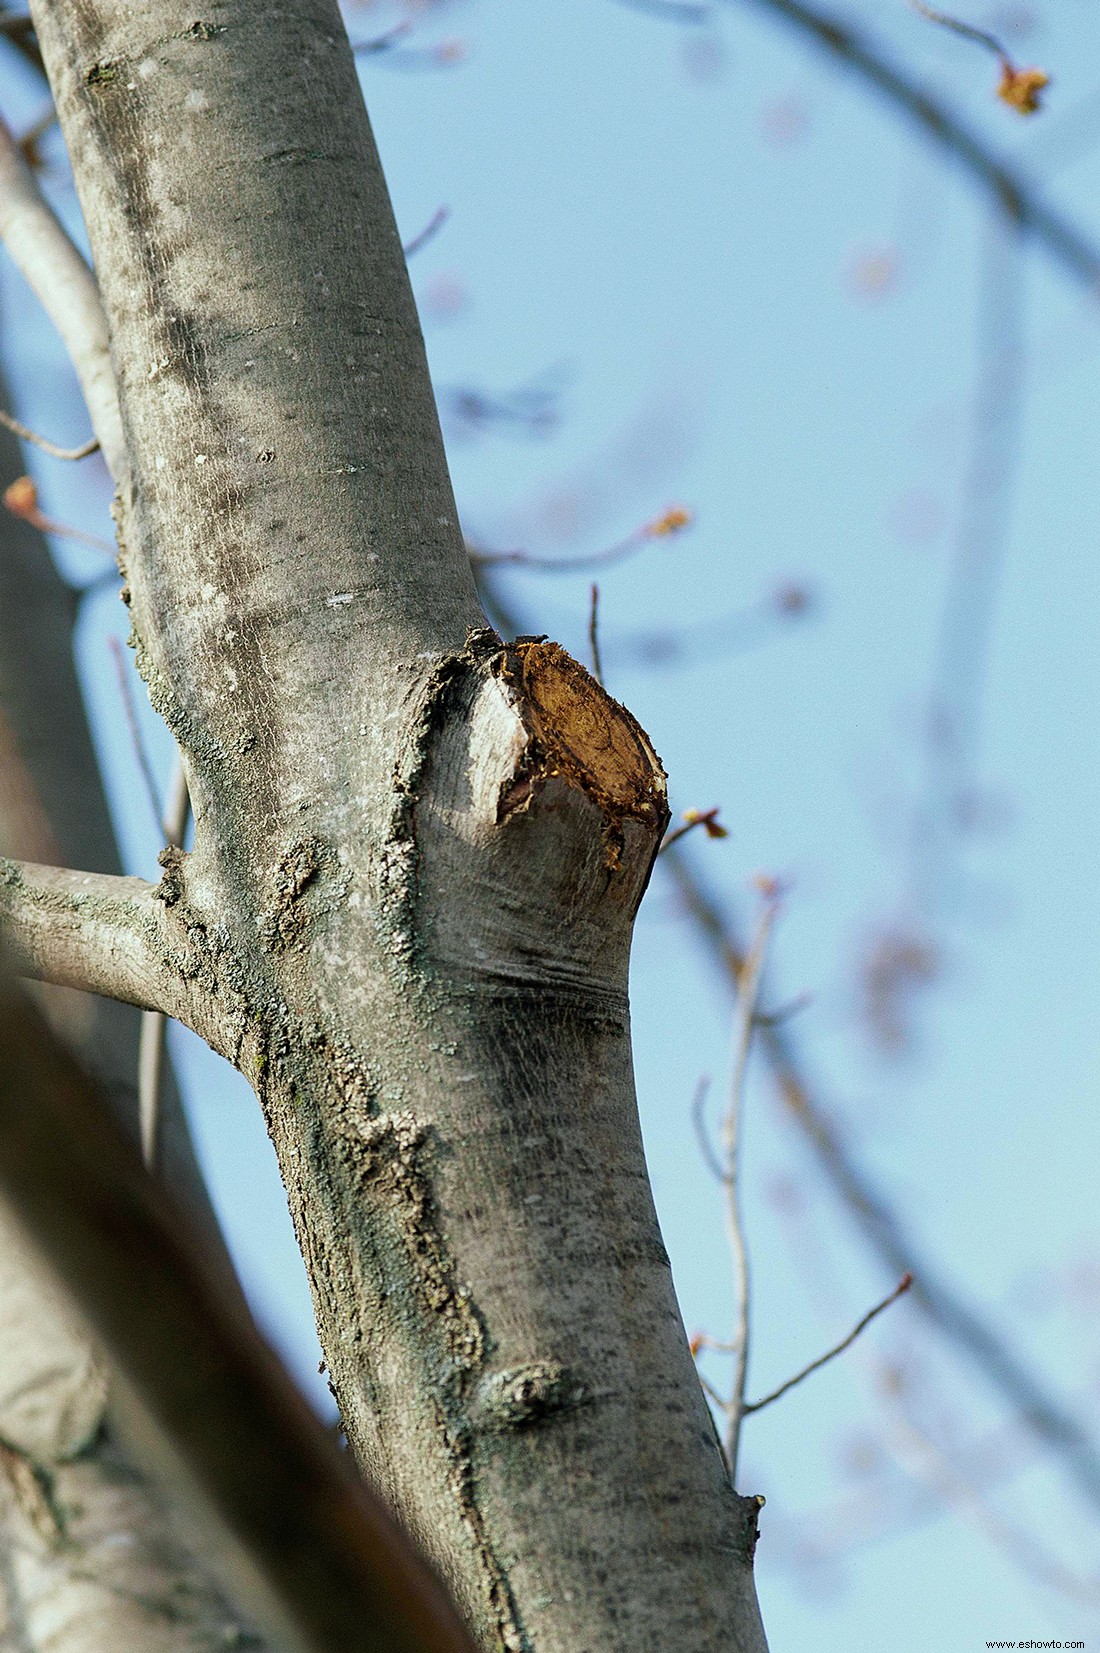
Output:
top-left (20, 4), bottom-right (770, 1648)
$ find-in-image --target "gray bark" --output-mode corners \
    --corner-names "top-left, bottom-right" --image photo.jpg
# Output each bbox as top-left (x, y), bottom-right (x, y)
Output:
top-left (14, 4), bottom-right (770, 1648)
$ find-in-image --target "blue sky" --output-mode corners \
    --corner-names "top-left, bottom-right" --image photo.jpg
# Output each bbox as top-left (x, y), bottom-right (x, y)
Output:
top-left (4, 1), bottom-right (1100, 1646)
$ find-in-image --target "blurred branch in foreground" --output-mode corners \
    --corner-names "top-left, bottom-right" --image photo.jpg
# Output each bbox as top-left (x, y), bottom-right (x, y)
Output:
top-left (0, 979), bottom-right (478, 1653)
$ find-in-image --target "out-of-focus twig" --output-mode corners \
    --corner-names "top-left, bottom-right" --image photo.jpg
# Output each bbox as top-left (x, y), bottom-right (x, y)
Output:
top-left (4, 473), bottom-right (113, 552)
top-left (0, 7), bottom-right (44, 75)
top-left (403, 204), bottom-right (450, 259)
top-left (878, 1370), bottom-right (1100, 1611)
top-left (729, 0), bottom-right (1099, 290)
top-left (661, 806), bottom-right (729, 852)
top-left (0, 979), bottom-right (480, 1653)
top-left (910, 216), bottom-right (1023, 917)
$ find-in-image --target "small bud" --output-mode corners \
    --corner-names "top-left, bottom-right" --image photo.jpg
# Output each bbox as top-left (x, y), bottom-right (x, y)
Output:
top-left (683, 807), bottom-right (729, 840)
top-left (996, 62), bottom-right (1049, 114)
top-left (3, 474), bottom-right (38, 520)
top-left (646, 505), bottom-right (693, 538)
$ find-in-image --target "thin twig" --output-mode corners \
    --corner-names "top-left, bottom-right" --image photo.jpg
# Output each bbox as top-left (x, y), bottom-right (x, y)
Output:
top-left (730, 0), bottom-right (1090, 285)
top-left (469, 505), bottom-right (692, 575)
top-left (660, 840), bottom-right (1100, 1514)
top-left (0, 406), bottom-right (98, 460)
top-left (0, 117), bottom-right (124, 476)
top-left (660, 807), bottom-right (728, 853)
top-left (752, 990), bottom-right (812, 1029)
top-left (403, 204), bottom-right (450, 259)
top-left (18, 102), bottom-right (58, 170)
top-left (138, 760), bottom-right (189, 1173)
top-left (743, 1273), bottom-right (912, 1415)
top-left (690, 1076), bottom-right (724, 1182)
top-left (907, 1), bottom-right (1005, 61)
top-left (4, 474), bottom-right (114, 552)
top-left (697, 1370), bottom-right (730, 1408)
top-left (351, 20), bottom-right (413, 54)
top-left (588, 582), bottom-right (604, 686)
top-left (722, 888), bottom-right (779, 1485)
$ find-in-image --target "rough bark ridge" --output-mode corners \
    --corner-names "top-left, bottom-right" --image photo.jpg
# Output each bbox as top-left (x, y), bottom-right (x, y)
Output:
top-left (21, 4), bottom-right (769, 1648)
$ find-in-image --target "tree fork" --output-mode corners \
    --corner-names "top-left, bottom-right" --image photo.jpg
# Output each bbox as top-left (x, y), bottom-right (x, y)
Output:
top-left (25, 3), bottom-right (770, 1647)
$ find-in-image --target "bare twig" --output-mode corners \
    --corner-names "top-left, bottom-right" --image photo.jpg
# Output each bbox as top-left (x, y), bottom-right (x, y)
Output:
top-left (0, 118), bottom-right (124, 476)
top-left (907, 1), bottom-right (1005, 60)
top-left (661, 840), bottom-right (1100, 1514)
top-left (0, 979), bottom-right (480, 1653)
top-left (660, 807), bottom-right (729, 853)
top-left (723, 887), bottom-right (779, 1485)
top-left (743, 1273), bottom-right (912, 1415)
top-left (0, 406), bottom-right (98, 460)
top-left (403, 204), bottom-right (450, 259)
top-left (138, 760), bottom-right (189, 1174)
top-left (352, 20), bottom-right (414, 55)
top-left (614, 583), bottom-right (813, 670)
top-left (690, 1076), bottom-right (724, 1182)
top-left (730, 0), bottom-right (1094, 287)
top-left (588, 583), bottom-right (604, 686)
top-left (911, 217), bottom-right (1023, 916)
top-left (469, 505), bottom-right (692, 575)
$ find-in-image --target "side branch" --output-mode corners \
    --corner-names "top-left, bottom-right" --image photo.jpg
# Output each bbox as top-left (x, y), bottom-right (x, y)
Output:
top-left (0, 858), bottom-right (179, 1018)
top-left (0, 117), bottom-right (125, 476)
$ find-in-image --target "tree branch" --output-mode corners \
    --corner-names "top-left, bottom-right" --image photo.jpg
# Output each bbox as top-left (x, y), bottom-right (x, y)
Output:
top-left (0, 859), bottom-right (184, 1022)
top-left (0, 116), bottom-right (124, 477)
top-left (733, 0), bottom-right (1100, 292)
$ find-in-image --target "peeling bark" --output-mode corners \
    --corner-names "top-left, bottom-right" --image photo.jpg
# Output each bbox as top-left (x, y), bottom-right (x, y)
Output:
top-left (15, 3), bottom-right (770, 1647)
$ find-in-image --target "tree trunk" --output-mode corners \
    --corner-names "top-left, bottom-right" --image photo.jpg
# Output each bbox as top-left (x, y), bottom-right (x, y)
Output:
top-left (15, 4), bottom-right (769, 1647)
